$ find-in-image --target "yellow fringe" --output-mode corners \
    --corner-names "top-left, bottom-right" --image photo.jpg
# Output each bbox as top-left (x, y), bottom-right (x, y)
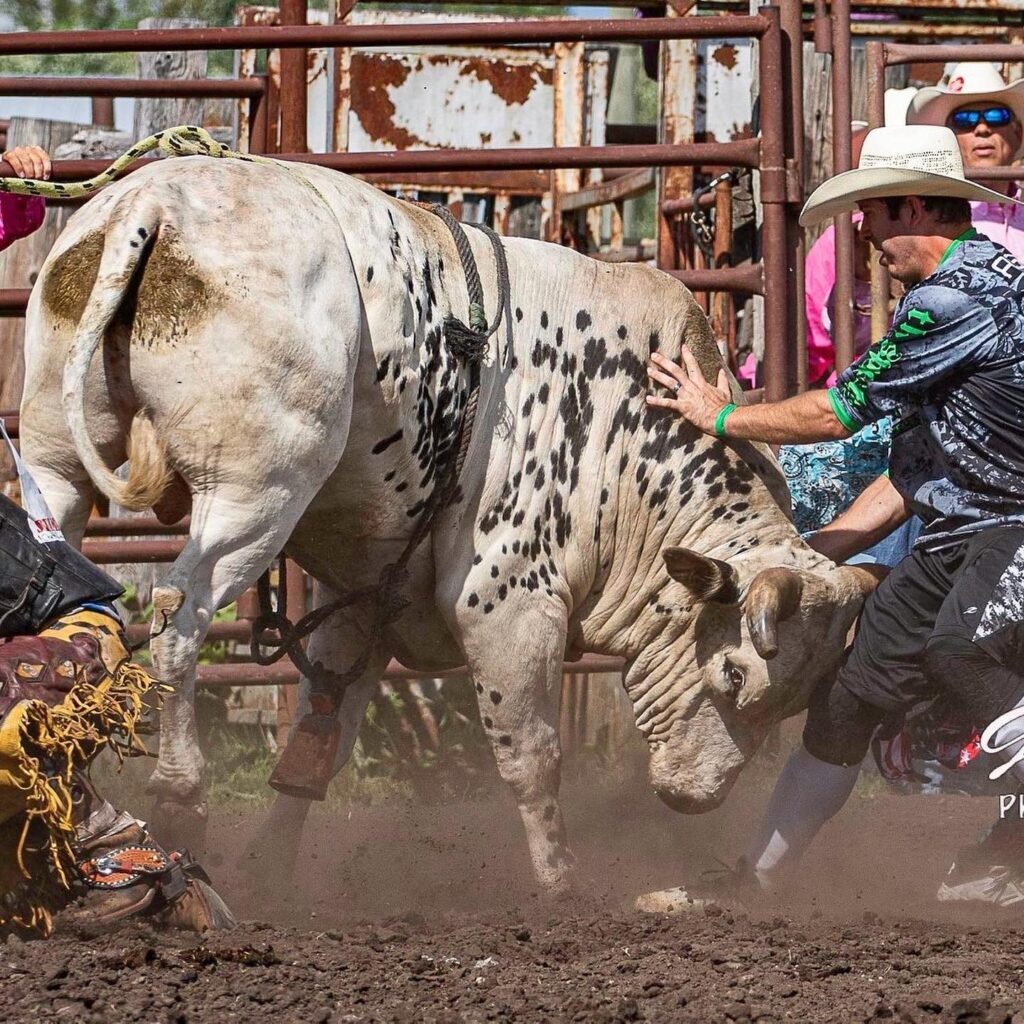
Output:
top-left (0, 612), bottom-right (167, 936)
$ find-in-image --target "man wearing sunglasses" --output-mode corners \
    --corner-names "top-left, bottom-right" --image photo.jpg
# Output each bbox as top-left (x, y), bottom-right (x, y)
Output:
top-left (643, 124), bottom-right (1024, 912)
top-left (908, 62), bottom-right (1024, 260)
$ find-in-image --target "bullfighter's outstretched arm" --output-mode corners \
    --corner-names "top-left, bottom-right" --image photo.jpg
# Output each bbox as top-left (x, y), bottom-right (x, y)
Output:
top-left (646, 348), bottom-right (852, 444)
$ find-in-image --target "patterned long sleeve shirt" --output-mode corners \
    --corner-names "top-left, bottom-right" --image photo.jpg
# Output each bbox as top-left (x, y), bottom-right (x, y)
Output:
top-left (828, 231), bottom-right (1024, 549)
top-left (0, 194), bottom-right (45, 253)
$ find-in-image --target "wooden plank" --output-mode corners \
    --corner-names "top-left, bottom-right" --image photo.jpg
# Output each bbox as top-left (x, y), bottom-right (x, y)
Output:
top-left (556, 166), bottom-right (655, 212)
top-left (134, 18), bottom-right (210, 138)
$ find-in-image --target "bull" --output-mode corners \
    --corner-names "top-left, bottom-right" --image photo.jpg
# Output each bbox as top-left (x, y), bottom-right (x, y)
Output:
top-left (19, 156), bottom-right (875, 892)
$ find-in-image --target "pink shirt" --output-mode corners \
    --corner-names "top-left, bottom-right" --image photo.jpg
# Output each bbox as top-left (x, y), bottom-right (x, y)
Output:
top-left (0, 194), bottom-right (45, 252)
top-left (971, 191), bottom-right (1024, 263)
top-left (738, 218), bottom-right (874, 388)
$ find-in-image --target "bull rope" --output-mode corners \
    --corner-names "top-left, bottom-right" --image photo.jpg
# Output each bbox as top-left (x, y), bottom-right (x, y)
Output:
top-left (250, 209), bottom-right (512, 711)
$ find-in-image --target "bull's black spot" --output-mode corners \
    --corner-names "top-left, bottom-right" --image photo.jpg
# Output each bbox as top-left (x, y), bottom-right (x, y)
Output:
top-left (522, 395), bottom-right (534, 417)
top-left (490, 691), bottom-right (503, 705)
top-left (483, 716), bottom-right (493, 729)
top-left (137, 227), bottom-right (148, 238)
top-left (475, 682), bottom-right (484, 693)
top-left (498, 584), bottom-right (507, 600)
top-left (499, 735), bottom-right (512, 747)
top-left (375, 355), bottom-right (391, 383)
top-left (575, 310), bottom-right (592, 331)
top-left (366, 265), bottom-right (374, 282)
top-left (515, 307), bottom-right (523, 322)
top-left (384, 470), bottom-right (396, 482)
top-left (617, 325), bottom-right (627, 340)
top-left (483, 602), bottom-right (494, 614)
top-left (538, 383), bottom-right (550, 405)
top-left (490, 564), bottom-right (499, 578)
top-left (396, 481), bottom-right (408, 493)
top-left (649, 330), bottom-right (660, 352)
top-left (372, 429), bottom-right (403, 454)
top-left (512, 510), bottom-right (525, 527)
top-left (555, 327), bottom-right (563, 347)
top-left (467, 593), bottom-right (479, 608)
top-left (541, 311), bottom-right (549, 329)
top-left (473, 554), bottom-right (482, 565)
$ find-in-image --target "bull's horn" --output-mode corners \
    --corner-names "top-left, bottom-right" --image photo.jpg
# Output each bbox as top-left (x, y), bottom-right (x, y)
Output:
top-left (663, 547), bottom-right (739, 603)
top-left (745, 567), bottom-right (804, 660)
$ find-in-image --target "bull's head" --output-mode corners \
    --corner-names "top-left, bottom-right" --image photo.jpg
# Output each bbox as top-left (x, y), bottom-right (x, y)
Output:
top-left (638, 546), bottom-right (878, 814)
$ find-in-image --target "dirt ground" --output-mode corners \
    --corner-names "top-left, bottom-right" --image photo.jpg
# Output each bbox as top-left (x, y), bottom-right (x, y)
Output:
top-left (3, 759), bottom-right (1024, 1024)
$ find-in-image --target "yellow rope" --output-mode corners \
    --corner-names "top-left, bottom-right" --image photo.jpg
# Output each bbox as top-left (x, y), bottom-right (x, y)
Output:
top-left (0, 124), bottom-right (275, 200)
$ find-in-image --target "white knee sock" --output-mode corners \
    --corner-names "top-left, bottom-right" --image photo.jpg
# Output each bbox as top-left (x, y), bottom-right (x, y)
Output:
top-left (745, 744), bottom-right (862, 886)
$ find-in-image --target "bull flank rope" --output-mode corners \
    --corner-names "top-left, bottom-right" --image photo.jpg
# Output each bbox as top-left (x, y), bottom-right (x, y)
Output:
top-left (251, 207), bottom-right (511, 731)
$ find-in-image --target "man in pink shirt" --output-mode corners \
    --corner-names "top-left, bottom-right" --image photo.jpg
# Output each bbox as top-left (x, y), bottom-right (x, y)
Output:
top-left (908, 62), bottom-right (1024, 261)
top-left (0, 144), bottom-right (50, 252)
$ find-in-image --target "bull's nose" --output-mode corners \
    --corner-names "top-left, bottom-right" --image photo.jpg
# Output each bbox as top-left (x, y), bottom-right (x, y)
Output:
top-left (655, 786), bottom-right (726, 815)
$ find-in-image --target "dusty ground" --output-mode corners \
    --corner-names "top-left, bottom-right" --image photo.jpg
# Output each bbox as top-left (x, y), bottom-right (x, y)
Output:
top-left (3, 756), bottom-right (1024, 1024)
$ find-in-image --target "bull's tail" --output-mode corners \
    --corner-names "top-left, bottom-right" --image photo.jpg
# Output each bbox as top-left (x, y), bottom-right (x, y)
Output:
top-left (61, 194), bottom-right (172, 511)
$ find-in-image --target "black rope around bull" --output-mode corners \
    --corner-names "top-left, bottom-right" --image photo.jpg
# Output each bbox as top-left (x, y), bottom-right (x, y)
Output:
top-left (250, 207), bottom-right (511, 710)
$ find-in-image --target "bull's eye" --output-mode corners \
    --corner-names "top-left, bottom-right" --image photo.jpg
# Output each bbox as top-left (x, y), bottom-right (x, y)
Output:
top-left (723, 661), bottom-right (745, 698)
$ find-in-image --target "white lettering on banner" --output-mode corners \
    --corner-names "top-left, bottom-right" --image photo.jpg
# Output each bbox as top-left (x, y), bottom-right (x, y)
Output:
top-left (0, 418), bottom-right (66, 544)
top-left (981, 705), bottom-right (1024, 781)
top-left (999, 794), bottom-right (1024, 818)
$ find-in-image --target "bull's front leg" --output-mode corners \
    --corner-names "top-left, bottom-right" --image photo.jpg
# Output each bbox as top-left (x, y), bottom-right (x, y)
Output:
top-left (460, 602), bottom-right (576, 895)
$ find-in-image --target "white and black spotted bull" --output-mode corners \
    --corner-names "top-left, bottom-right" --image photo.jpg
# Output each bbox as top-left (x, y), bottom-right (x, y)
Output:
top-left (19, 156), bottom-right (876, 893)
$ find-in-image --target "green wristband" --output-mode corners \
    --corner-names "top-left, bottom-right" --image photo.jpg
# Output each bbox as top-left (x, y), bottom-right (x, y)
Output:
top-left (714, 403), bottom-right (737, 438)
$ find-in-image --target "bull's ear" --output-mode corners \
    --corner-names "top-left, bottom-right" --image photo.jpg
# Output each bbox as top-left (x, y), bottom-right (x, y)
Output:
top-left (663, 547), bottom-right (740, 603)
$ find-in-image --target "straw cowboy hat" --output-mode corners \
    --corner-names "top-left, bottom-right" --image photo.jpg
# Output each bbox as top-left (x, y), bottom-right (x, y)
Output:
top-left (799, 124), bottom-right (1022, 227)
top-left (906, 62), bottom-right (1024, 158)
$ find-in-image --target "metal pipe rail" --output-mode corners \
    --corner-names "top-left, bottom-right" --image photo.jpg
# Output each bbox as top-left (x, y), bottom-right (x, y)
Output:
top-left (0, 16), bottom-right (773, 56)
top-left (192, 654), bottom-right (626, 688)
top-left (0, 76), bottom-right (263, 98)
top-left (0, 138), bottom-right (762, 183)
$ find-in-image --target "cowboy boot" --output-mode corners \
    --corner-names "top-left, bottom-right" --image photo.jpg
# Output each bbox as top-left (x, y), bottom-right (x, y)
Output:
top-left (56, 774), bottom-right (235, 933)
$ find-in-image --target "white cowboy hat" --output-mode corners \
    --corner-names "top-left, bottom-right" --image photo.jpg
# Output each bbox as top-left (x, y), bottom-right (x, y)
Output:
top-left (800, 124), bottom-right (1022, 227)
top-left (906, 62), bottom-right (1024, 157)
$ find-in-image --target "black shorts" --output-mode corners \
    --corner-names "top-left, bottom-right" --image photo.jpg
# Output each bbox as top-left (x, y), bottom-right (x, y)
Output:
top-left (839, 525), bottom-right (1024, 715)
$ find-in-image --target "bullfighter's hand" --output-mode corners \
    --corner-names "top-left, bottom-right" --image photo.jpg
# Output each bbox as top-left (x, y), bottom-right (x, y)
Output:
top-left (645, 348), bottom-right (731, 435)
top-left (3, 145), bottom-right (51, 181)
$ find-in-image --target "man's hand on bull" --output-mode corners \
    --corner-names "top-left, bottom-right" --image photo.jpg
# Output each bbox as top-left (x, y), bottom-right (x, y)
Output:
top-left (645, 349), bottom-right (732, 435)
top-left (647, 348), bottom-right (856, 446)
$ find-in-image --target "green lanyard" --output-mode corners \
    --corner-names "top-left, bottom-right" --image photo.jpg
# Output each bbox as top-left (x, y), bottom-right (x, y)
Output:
top-left (938, 227), bottom-right (979, 267)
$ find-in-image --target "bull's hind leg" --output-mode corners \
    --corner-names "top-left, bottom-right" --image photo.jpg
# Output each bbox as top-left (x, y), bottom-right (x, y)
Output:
top-left (459, 603), bottom-right (576, 894)
top-left (245, 589), bottom-right (392, 884)
top-left (146, 484), bottom-right (327, 852)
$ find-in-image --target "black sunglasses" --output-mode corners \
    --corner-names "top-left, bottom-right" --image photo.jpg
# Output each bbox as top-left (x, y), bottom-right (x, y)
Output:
top-left (948, 106), bottom-right (1015, 131)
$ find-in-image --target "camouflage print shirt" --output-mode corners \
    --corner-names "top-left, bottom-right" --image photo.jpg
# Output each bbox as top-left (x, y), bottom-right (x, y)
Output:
top-left (828, 232), bottom-right (1024, 550)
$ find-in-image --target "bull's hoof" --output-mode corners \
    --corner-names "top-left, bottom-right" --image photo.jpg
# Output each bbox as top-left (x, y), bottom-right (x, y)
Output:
top-left (148, 798), bottom-right (209, 857)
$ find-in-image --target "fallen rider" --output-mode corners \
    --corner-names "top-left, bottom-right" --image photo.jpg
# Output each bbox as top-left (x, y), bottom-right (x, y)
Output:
top-left (0, 491), bottom-right (234, 938)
